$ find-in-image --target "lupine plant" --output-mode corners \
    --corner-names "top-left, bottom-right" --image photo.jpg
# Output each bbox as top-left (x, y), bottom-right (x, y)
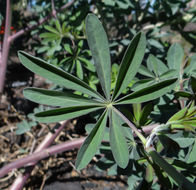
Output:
top-left (17, 14), bottom-right (196, 189)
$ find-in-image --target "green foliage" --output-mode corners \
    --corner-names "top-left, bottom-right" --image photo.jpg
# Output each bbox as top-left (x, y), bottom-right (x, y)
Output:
top-left (86, 14), bottom-right (111, 99)
top-left (39, 20), bottom-right (72, 43)
top-left (15, 106), bottom-right (44, 135)
top-left (16, 120), bottom-right (34, 135)
top-left (18, 13), bottom-right (196, 189)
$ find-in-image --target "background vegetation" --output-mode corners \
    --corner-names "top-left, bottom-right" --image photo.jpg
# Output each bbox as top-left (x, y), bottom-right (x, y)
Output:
top-left (1, 0), bottom-right (196, 189)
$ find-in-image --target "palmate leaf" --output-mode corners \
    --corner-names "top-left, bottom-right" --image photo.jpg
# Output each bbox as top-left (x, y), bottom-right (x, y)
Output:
top-left (35, 105), bottom-right (104, 123)
top-left (112, 32), bottom-right (146, 100)
top-left (18, 51), bottom-right (104, 100)
top-left (86, 14), bottom-right (111, 99)
top-left (116, 78), bottom-right (177, 104)
top-left (109, 108), bottom-right (129, 168)
top-left (23, 88), bottom-right (103, 107)
top-left (76, 110), bottom-right (108, 170)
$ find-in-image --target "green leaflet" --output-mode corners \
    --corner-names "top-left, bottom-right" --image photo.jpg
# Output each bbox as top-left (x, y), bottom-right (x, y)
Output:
top-left (186, 107), bottom-right (196, 117)
top-left (112, 32), bottom-right (146, 100)
top-left (35, 105), bottom-right (103, 123)
top-left (187, 140), bottom-right (196, 163)
top-left (44, 25), bottom-right (59, 34)
top-left (168, 107), bottom-right (188, 122)
top-left (167, 43), bottom-right (184, 76)
top-left (109, 108), bottom-right (129, 168)
top-left (148, 54), bottom-right (159, 77)
top-left (18, 51), bottom-right (104, 100)
top-left (138, 64), bottom-right (154, 78)
top-left (147, 54), bottom-right (168, 76)
top-left (182, 119), bottom-right (196, 127)
top-left (86, 14), bottom-right (111, 99)
top-left (131, 79), bottom-right (154, 91)
top-left (75, 110), bottom-right (108, 170)
top-left (23, 88), bottom-right (103, 107)
top-left (145, 163), bottom-right (154, 183)
top-left (148, 149), bottom-right (196, 190)
top-left (160, 69), bottom-right (177, 80)
top-left (174, 91), bottom-right (193, 99)
top-left (76, 60), bottom-right (83, 80)
top-left (116, 78), bottom-right (177, 104)
top-left (39, 33), bottom-right (59, 39)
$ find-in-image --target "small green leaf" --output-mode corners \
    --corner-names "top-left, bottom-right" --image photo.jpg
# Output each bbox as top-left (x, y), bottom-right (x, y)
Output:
top-left (40, 32), bottom-right (60, 40)
top-left (109, 109), bottom-right (129, 168)
top-left (55, 19), bottom-right (62, 33)
top-left (147, 54), bottom-right (168, 76)
top-left (131, 79), bottom-right (154, 91)
top-left (78, 57), bottom-right (96, 72)
top-left (18, 51), bottom-right (104, 100)
top-left (184, 54), bottom-right (196, 74)
top-left (168, 107), bottom-right (188, 122)
top-left (147, 54), bottom-right (159, 77)
top-left (76, 110), bottom-right (108, 170)
top-left (44, 25), bottom-right (59, 34)
top-left (112, 32), bottom-right (146, 100)
top-left (76, 60), bottom-right (83, 80)
top-left (174, 91), bottom-right (193, 99)
top-left (160, 69), bottom-right (177, 80)
top-left (145, 163), bottom-right (154, 183)
top-left (133, 103), bottom-right (141, 122)
top-left (16, 120), bottom-right (32, 135)
top-left (116, 78), bottom-right (177, 104)
top-left (138, 64), bottom-right (155, 78)
top-left (166, 132), bottom-right (195, 148)
top-left (139, 103), bottom-right (153, 126)
top-left (86, 14), bottom-right (111, 99)
top-left (182, 118), bottom-right (196, 127)
top-left (35, 105), bottom-right (103, 123)
top-left (187, 140), bottom-right (196, 163)
top-left (167, 43), bottom-right (184, 76)
top-left (23, 88), bottom-right (103, 107)
top-left (186, 106), bottom-right (196, 117)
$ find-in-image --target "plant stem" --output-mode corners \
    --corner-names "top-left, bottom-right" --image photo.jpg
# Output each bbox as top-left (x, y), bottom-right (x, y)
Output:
top-left (51, 0), bottom-right (57, 17)
top-left (113, 106), bottom-right (147, 144)
top-left (0, 137), bottom-right (85, 179)
top-left (0, 0), bottom-right (12, 93)
top-left (147, 147), bottom-right (196, 190)
top-left (0, 0), bottom-right (75, 93)
top-left (9, 0), bottom-right (75, 42)
top-left (9, 120), bottom-right (69, 190)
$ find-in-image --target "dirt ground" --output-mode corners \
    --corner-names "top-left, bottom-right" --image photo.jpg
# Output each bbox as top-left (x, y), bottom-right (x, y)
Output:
top-left (0, 63), bottom-right (127, 189)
